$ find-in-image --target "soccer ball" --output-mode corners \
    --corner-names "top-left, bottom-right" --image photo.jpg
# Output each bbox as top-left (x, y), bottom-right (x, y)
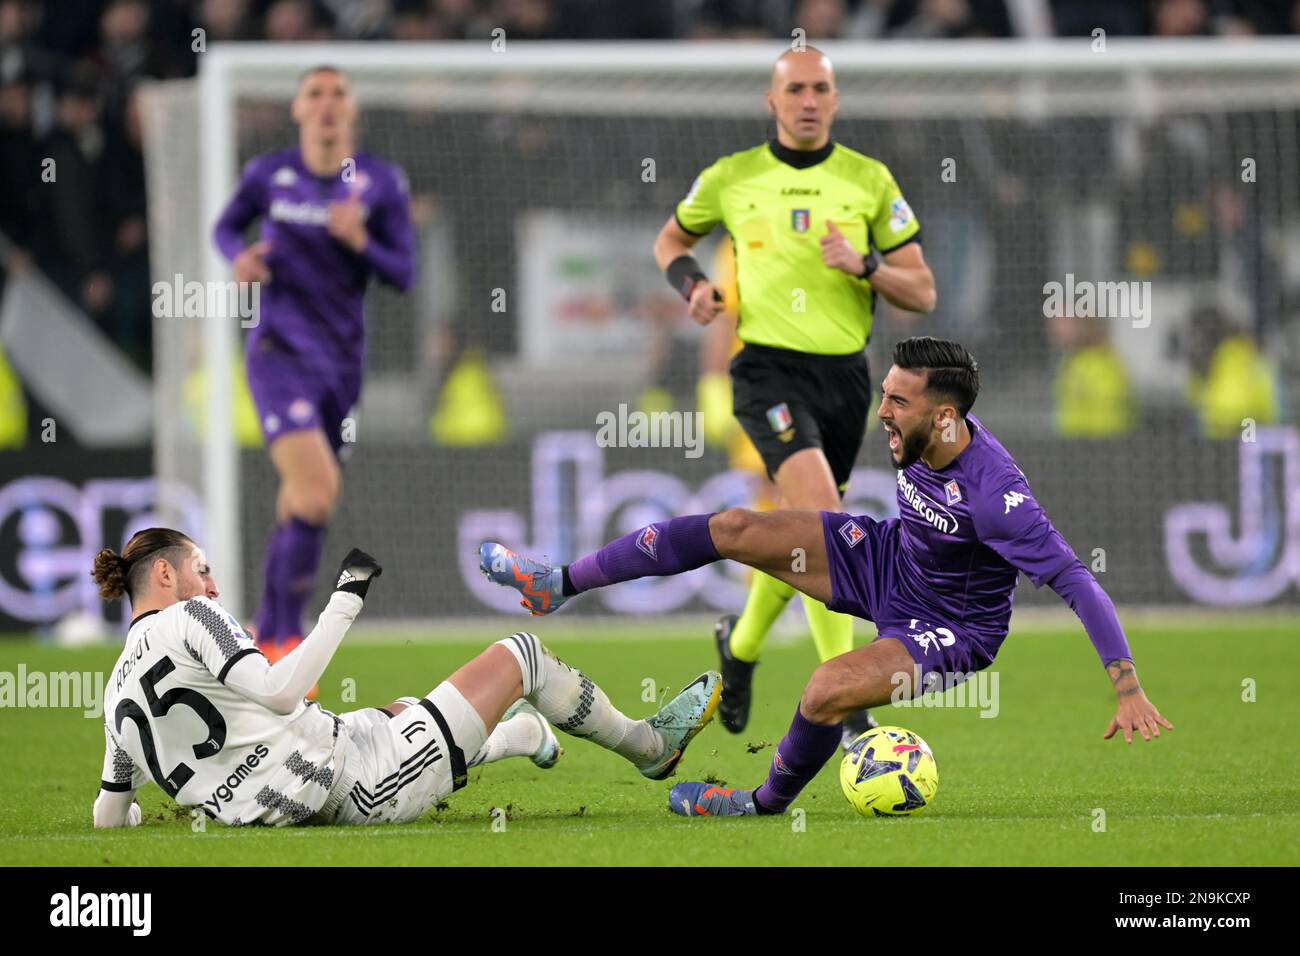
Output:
top-left (839, 725), bottom-right (938, 817)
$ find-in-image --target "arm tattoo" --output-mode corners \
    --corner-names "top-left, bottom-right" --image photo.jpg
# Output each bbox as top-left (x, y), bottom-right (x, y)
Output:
top-left (1107, 659), bottom-right (1140, 696)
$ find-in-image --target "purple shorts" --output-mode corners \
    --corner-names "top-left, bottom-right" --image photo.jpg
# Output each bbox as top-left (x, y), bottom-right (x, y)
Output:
top-left (820, 511), bottom-right (997, 683)
top-left (246, 342), bottom-right (361, 458)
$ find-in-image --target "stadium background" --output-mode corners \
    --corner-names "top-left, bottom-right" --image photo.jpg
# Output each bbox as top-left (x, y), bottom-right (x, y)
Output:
top-left (0, 0), bottom-right (1297, 636)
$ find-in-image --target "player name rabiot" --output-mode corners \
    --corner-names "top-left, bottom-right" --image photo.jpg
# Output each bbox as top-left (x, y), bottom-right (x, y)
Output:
top-left (113, 631), bottom-right (152, 693)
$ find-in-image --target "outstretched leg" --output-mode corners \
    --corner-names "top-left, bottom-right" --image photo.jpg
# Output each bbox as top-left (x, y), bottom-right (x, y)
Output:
top-left (418, 633), bottom-right (719, 782)
top-left (480, 508), bottom-right (834, 615)
top-left (669, 637), bottom-right (919, 818)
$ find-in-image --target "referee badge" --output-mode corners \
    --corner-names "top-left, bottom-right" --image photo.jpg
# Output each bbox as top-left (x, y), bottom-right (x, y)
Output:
top-left (791, 209), bottom-right (810, 233)
top-left (767, 402), bottom-right (796, 443)
top-left (766, 403), bottom-right (793, 433)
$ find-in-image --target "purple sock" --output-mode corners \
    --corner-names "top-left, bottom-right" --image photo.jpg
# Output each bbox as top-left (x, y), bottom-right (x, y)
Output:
top-left (272, 516), bottom-right (326, 640)
top-left (753, 706), bottom-right (842, 813)
top-left (254, 524), bottom-right (291, 642)
top-left (566, 513), bottom-right (720, 593)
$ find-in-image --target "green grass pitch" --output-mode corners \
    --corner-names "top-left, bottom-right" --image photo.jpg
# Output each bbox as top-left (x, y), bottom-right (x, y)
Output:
top-left (1, 616), bottom-right (1297, 866)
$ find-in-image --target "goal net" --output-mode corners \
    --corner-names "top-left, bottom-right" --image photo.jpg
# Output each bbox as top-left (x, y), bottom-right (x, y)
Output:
top-left (140, 40), bottom-right (1300, 623)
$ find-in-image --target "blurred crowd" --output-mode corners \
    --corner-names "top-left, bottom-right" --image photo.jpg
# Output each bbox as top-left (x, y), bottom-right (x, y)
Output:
top-left (0, 0), bottom-right (1294, 448)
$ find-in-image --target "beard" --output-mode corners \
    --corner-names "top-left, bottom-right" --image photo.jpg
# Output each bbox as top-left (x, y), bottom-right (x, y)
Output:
top-left (174, 579), bottom-right (204, 602)
top-left (890, 426), bottom-right (929, 471)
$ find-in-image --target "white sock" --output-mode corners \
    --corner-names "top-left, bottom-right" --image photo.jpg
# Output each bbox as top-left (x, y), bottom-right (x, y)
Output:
top-left (494, 632), bottom-right (663, 766)
top-left (468, 711), bottom-right (544, 767)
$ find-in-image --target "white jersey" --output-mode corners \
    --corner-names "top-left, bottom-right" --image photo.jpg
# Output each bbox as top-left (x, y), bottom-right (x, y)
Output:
top-left (99, 597), bottom-right (343, 826)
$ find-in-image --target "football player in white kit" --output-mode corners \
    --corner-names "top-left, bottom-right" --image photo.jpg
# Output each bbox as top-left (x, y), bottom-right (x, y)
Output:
top-left (91, 528), bottom-right (721, 827)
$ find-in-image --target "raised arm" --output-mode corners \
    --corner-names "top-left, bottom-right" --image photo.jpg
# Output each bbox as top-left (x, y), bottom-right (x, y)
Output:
top-left (865, 241), bottom-right (936, 314)
top-left (822, 228), bottom-right (936, 313)
top-left (219, 550), bottom-right (382, 714)
top-left (353, 167), bottom-right (416, 291)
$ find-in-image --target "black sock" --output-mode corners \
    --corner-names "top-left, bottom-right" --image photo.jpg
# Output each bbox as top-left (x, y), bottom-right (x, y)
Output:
top-left (561, 566), bottom-right (578, 597)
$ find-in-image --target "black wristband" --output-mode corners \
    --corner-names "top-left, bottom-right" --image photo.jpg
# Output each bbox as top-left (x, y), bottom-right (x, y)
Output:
top-left (666, 254), bottom-right (707, 300)
top-left (336, 577), bottom-right (372, 600)
top-left (334, 548), bottom-right (381, 600)
top-left (860, 249), bottom-right (881, 279)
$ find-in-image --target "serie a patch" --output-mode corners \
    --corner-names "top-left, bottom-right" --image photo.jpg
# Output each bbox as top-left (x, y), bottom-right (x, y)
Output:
top-left (888, 197), bottom-right (913, 232)
top-left (636, 524), bottom-right (660, 559)
top-left (838, 519), bottom-right (866, 548)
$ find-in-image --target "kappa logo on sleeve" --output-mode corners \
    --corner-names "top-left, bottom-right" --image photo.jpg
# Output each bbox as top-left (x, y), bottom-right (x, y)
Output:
top-left (838, 520), bottom-right (867, 548)
top-left (636, 524), bottom-right (660, 560)
top-left (1003, 491), bottom-right (1026, 514)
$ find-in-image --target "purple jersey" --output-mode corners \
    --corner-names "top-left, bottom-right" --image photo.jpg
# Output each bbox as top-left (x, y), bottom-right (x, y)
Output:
top-left (891, 413), bottom-right (1074, 636)
top-left (213, 147), bottom-right (415, 374)
top-left (824, 413), bottom-right (1132, 676)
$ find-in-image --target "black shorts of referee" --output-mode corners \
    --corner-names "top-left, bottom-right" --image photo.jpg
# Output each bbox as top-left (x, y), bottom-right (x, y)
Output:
top-left (729, 342), bottom-right (872, 495)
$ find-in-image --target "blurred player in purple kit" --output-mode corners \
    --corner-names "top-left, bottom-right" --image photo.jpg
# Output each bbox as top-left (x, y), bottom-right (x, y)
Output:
top-left (481, 336), bottom-right (1175, 818)
top-left (213, 66), bottom-right (415, 665)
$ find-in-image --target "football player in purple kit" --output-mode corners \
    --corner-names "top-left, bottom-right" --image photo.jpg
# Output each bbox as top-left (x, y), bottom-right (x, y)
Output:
top-left (213, 66), bottom-right (415, 667)
top-left (480, 336), bottom-right (1175, 817)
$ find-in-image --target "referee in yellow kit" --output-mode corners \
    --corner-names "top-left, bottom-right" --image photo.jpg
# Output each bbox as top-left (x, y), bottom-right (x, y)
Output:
top-left (653, 46), bottom-right (936, 747)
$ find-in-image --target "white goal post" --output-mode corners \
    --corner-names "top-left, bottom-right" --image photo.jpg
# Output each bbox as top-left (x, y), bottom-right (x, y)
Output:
top-left (142, 39), bottom-right (1300, 619)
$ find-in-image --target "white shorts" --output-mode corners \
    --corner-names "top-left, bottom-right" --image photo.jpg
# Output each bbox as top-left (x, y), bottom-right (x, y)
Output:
top-left (317, 683), bottom-right (487, 826)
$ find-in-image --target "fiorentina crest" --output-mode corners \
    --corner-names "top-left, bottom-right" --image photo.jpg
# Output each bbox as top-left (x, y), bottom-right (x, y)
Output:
top-left (838, 519), bottom-right (866, 548)
top-left (636, 524), bottom-right (660, 560)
